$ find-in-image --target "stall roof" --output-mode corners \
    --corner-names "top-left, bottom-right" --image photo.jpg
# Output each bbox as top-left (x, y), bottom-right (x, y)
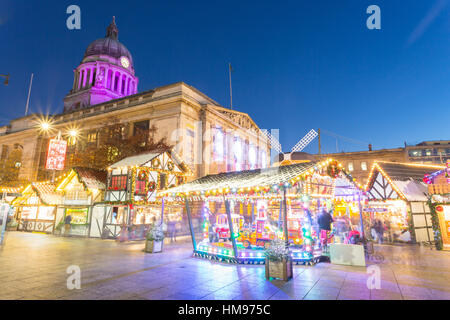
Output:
top-left (159, 159), bottom-right (360, 196)
top-left (374, 161), bottom-right (443, 181)
top-left (394, 179), bottom-right (429, 202)
top-left (13, 182), bottom-right (62, 206)
top-left (108, 148), bottom-right (192, 175)
top-left (110, 151), bottom-right (162, 168)
top-left (56, 167), bottom-right (107, 191)
top-left (365, 161), bottom-right (444, 202)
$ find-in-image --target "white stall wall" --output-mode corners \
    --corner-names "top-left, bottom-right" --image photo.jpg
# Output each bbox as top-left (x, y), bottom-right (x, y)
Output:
top-left (89, 206), bottom-right (105, 238)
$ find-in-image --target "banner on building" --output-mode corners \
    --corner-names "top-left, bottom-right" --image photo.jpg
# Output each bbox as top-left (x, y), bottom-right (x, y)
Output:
top-left (45, 139), bottom-right (67, 170)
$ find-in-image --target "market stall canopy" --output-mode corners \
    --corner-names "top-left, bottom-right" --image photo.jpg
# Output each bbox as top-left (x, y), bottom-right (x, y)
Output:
top-left (108, 148), bottom-right (192, 176)
top-left (12, 182), bottom-right (62, 206)
top-left (56, 167), bottom-right (107, 192)
top-left (158, 158), bottom-right (362, 198)
top-left (365, 161), bottom-right (444, 201)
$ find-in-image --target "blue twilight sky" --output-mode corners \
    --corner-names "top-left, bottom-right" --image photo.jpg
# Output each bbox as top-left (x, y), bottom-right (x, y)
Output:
top-left (0, 0), bottom-right (449, 154)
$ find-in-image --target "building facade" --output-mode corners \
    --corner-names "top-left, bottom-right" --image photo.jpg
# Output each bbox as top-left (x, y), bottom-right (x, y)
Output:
top-left (276, 147), bottom-right (407, 185)
top-left (0, 18), bottom-right (270, 185)
top-left (405, 140), bottom-right (450, 164)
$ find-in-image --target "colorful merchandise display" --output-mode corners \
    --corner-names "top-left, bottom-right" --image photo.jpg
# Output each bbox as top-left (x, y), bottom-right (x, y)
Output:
top-left (158, 159), bottom-right (365, 265)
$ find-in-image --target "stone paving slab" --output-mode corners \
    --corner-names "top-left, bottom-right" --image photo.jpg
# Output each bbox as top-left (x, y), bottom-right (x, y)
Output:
top-left (1, 232), bottom-right (450, 300)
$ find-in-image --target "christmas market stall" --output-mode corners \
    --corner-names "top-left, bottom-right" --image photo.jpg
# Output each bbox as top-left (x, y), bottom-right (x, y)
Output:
top-left (424, 161), bottom-right (450, 250)
top-left (11, 182), bottom-right (62, 233)
top-left (158, 159), bottom-right (365, 266)
top-left (0, 187), bottom-right (22, 231)
top-left (364, 161), bottom-right (444, 244)
top-left (54, 167), bottom-right (107, 237)
top-left (99, 148), bottom-right (191, 240)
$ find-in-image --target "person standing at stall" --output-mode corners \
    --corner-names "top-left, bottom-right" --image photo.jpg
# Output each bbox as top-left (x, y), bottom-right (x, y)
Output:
top-left (64, 214), bottom-right (72, 236)
top-left (318, 209), bottom-right (334, 248)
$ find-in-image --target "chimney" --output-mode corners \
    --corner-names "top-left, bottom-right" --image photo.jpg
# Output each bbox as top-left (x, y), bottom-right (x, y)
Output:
top-left (368, 144), bottom-right (372, 151)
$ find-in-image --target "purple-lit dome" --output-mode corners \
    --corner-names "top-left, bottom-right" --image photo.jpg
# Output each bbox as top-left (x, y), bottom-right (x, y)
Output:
top-left (83, 17), bottom-right (133, 67)
top-left (63, 16), bottom-right (139, 113)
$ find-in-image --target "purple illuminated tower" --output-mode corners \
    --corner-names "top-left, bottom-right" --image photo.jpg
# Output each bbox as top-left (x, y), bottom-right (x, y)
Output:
top-left (63, 17), bottom-right (139, 112)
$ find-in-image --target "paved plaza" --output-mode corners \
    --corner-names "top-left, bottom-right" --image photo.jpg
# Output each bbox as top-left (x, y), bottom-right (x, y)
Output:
top-left (0, 232), bottom-right (449, 300)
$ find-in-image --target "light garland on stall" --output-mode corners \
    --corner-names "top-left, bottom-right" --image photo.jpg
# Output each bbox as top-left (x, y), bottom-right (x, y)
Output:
top-left (158, 158), bottom-right (365, 201)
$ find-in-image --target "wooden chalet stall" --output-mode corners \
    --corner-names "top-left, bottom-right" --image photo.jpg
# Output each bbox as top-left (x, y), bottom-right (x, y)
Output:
top-left (424, 161), bottom-right (450, 250)
top-left (100, 149), bottom-right (191, 239)
top-left (12, 182), bottom-right (62, 233)
top-left (55, 167), bottom-right (107, 237)
top-left (158, 159), bottom-right (365, 266)
top-left (364, 161), bottom-right (444, 244)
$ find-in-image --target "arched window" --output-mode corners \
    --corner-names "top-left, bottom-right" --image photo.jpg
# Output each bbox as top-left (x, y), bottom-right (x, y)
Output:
top-left (79, 70), bottom-right (85, 90)
top-left (107, 69), bottom-right (112, 89)
top-left (121, 75), bottom-right (126, 94)
top-left (114, 72), bottom-right (119, 92)
top-left (85, 69), bottom-right (91, 88)
top-left (92, 68), bottom-right (97, 87)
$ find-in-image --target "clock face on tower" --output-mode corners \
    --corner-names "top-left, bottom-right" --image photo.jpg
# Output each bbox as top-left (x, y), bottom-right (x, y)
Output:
top-left (120, 56), bottom-right (130, 69)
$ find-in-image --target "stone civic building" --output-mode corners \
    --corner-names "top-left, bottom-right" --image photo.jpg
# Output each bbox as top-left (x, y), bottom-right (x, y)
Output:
top-left (0, 18), bottom-right (270, 184)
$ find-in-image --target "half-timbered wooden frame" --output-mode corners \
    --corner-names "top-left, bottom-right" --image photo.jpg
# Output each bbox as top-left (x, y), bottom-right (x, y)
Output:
top-left (364, 161), bottom-right (444, 244)
top-left (100, 148), bottom-right (191, 239)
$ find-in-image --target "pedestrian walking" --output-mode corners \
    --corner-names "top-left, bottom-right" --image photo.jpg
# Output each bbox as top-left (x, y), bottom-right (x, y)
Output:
top-left (168, 218), bottom-right (177, 243)
top-left (375, 219), bottom-right (384, 244)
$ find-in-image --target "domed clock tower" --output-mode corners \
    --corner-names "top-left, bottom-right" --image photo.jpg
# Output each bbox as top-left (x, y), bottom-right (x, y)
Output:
top-left (63, 17), bottom-right (139, 112)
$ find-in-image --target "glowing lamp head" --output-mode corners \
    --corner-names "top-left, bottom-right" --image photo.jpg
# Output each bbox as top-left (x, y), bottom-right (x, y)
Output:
top-left (68, 129), bottom-right (78, 137)
top-left (40, 122), bottom-right (51, 131)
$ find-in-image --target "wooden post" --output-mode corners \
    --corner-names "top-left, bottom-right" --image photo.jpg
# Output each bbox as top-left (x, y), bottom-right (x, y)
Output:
top-left (225, 199), bottom-right (239, 260)
top-left (160, 197), bottom-right (165, 225)
top-left (358, 190), bottom-right (365, 238)
top-left (251, 202), bottom-right (255, 224)
top-left (160, 197), bottom-right (165, 249)
top-left (283, 188), bottom-right (289, 249)
top-left (184, 197), bottom-right (197, 251)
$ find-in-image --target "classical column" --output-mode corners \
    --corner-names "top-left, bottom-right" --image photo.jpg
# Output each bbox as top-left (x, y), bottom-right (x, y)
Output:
top-left (72, 70), bottom-right (78, 91)
top-left (102, 67), bottom-right (107, 88)
top-left (112, 71), bottom-right (117, 91)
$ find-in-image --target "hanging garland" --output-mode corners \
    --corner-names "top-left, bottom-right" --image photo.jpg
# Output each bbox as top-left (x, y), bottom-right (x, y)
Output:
top-left (327, 161), bottom-right (341, 178)
top-left (151, 158), bottom-right (161, 168)
top-left (167, 161), bottom-right (175, 171)
top-left (148, 181), bottom-right (157, 192)
top-left (427, 198), bottom-right (444, 251)
top-left (137, 170), bottom-right (148, 181)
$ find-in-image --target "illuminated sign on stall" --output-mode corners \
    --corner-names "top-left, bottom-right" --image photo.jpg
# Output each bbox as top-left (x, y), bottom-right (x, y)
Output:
top-left (45, 139), bottom-right (67, 170)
